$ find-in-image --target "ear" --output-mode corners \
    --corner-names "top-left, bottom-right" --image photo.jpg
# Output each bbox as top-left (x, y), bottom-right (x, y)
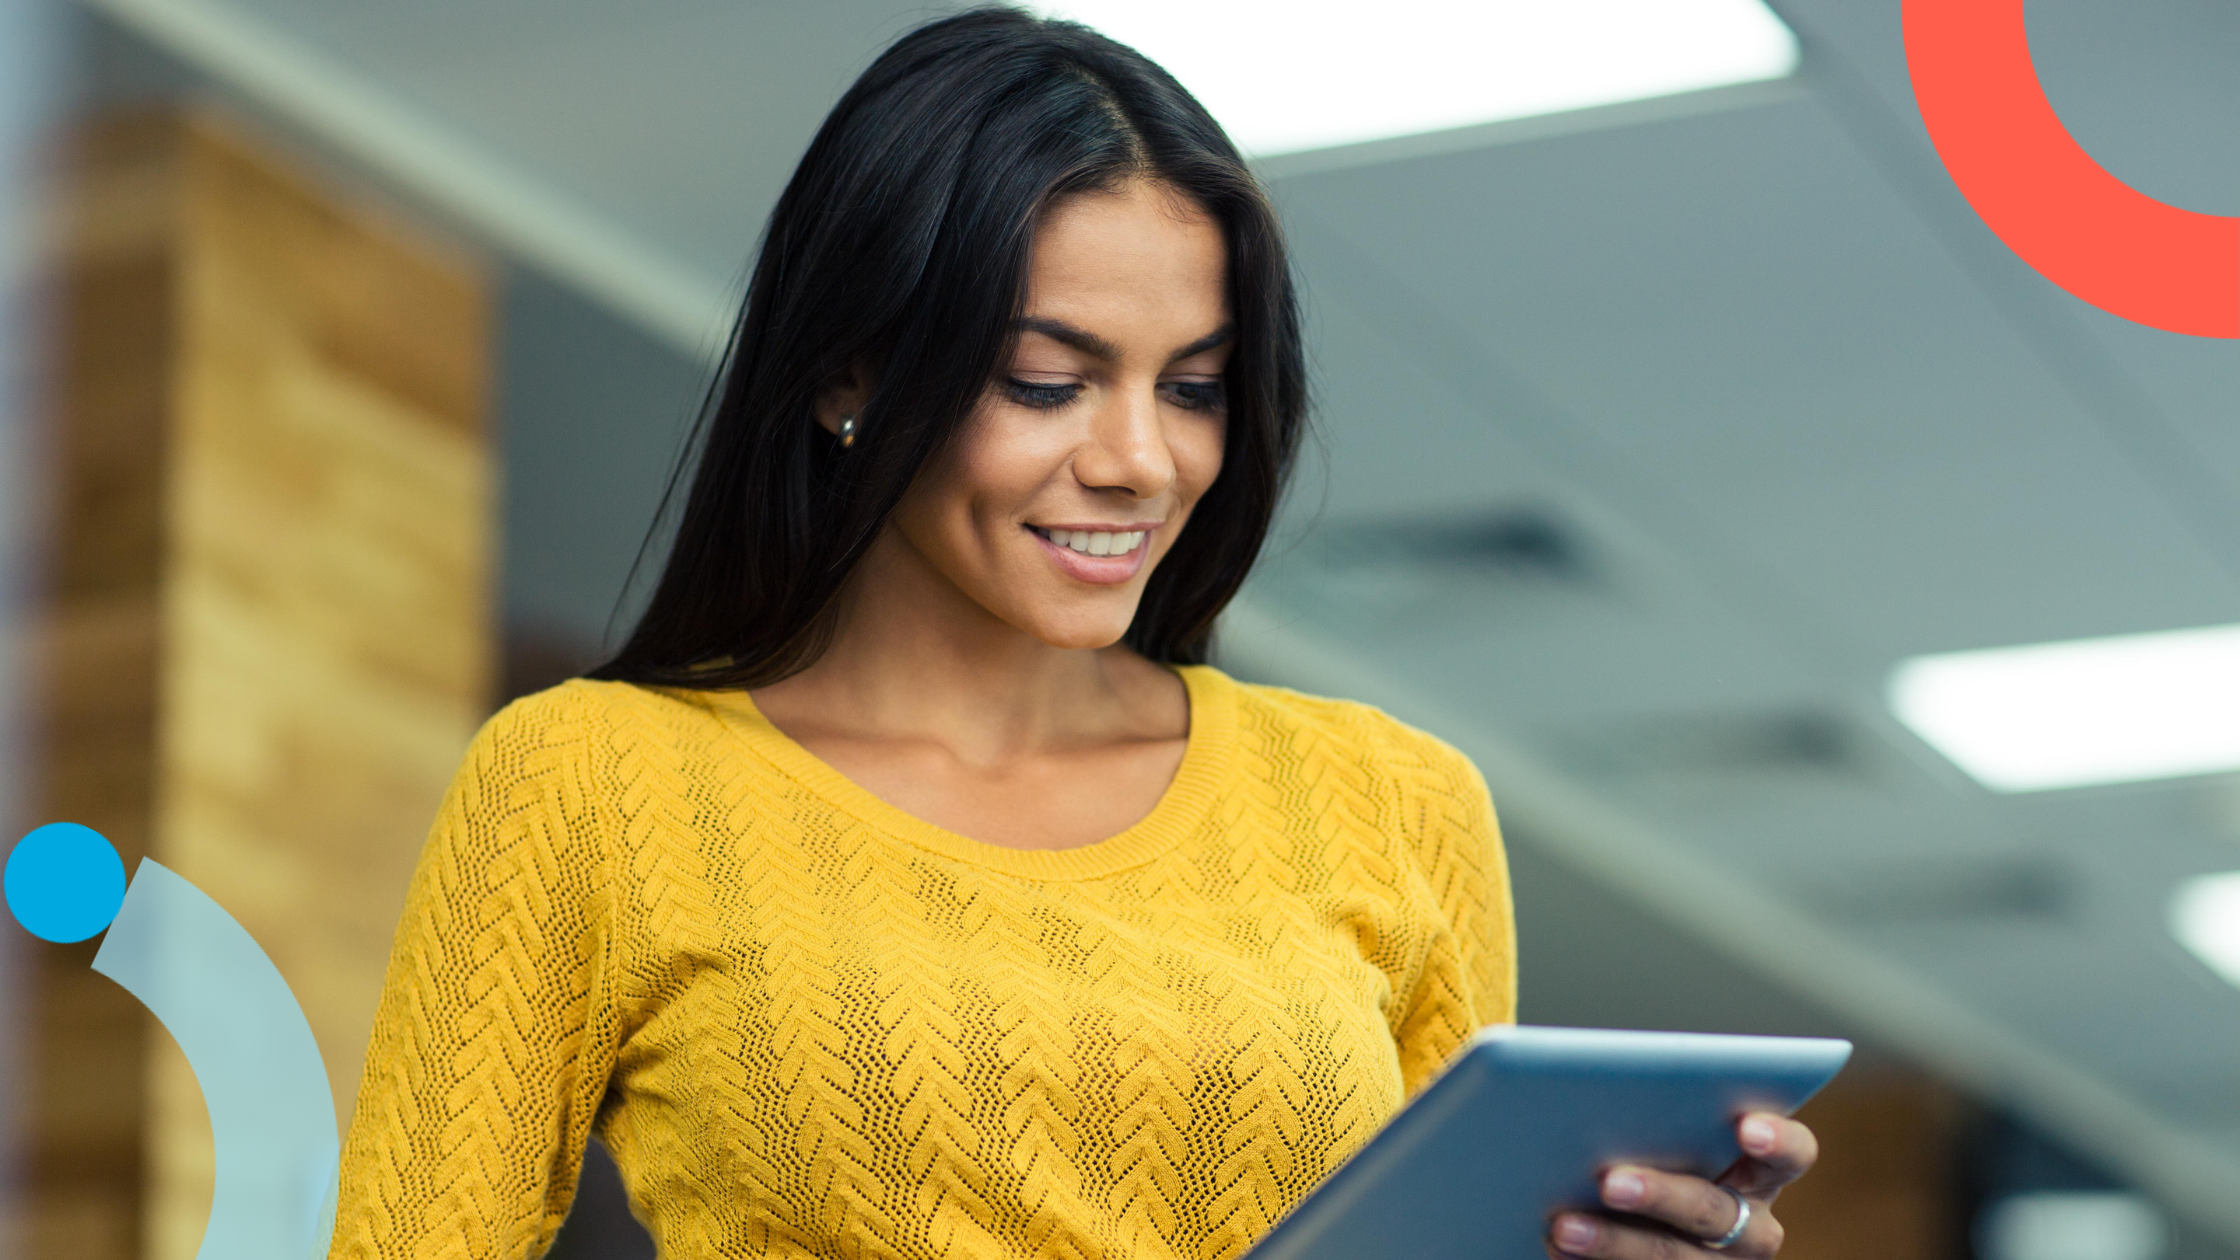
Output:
top-left (813, 363), bottom-right (874, 437)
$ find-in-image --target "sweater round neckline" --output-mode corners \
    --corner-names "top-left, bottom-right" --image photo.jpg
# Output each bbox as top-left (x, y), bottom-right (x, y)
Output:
top-left (693, 664), bottom-right (1236, 881)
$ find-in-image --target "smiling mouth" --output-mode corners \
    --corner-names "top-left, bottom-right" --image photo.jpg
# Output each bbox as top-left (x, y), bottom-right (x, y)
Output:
top-left (1026, 525), bottom-right (1148, 558)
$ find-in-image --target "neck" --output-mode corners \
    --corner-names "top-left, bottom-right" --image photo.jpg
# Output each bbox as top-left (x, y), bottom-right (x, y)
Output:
top-left (752, 527), bottom-right (1162, 760)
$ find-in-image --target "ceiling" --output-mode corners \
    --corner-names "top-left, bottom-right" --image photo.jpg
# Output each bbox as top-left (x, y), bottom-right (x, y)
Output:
top-left (64, 0), bottom-right (2240, 1241)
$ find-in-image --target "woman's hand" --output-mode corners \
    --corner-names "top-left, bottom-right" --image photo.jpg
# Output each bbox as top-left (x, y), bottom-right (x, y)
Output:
top-left (1546, 1112), bottom-right (1818, 1259)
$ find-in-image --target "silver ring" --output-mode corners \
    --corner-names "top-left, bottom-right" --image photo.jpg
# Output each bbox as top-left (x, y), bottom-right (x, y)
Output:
top-left (1704, 1186), bottom-right (1751, 1250)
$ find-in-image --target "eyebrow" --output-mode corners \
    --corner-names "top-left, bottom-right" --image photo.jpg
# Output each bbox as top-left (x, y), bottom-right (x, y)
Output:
top-left (1168, 324), bottom-right (1236, 364)
top-left (1014, 317), bottom-right (1235, 366)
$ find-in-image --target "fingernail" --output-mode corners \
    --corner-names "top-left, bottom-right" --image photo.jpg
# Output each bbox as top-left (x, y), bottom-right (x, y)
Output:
top-left (1741, 1116), bottom-right (1776, 1152)
top-left (1603, 1169), bottom-right (1646, 1207)
top-left (1554, 1216), bottom-right (1599, 1252)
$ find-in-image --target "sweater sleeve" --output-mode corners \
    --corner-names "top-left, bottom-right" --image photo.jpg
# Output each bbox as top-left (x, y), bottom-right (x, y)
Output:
top-left (1384, 727), bottom-right (1517, 1095)
top-left (329, 688), bottom-right (624, 1260)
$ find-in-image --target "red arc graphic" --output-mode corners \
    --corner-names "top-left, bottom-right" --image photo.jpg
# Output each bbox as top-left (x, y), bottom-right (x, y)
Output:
top-left (1903, 0), bottom-right (2239, 338)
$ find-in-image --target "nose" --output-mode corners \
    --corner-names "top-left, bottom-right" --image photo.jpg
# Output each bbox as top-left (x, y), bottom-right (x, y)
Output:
top-left (1070, 382), bottom-right (1176, 500)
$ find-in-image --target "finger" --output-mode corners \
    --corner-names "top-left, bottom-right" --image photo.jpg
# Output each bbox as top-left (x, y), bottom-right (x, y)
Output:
top-left (1600, 1166), bottom-right (1746, 1244)
top-left (1550, 1207), bottom-right (1786, 1260)
top-left (1548, 1211), bottom-right (1709, 1260)
top-left (1722, 1113), bottom-right (1818, 1195)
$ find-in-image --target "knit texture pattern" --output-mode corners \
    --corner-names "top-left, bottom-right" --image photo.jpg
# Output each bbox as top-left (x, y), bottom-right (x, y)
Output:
top-left (329, 666), bottom-right (1514, 1260)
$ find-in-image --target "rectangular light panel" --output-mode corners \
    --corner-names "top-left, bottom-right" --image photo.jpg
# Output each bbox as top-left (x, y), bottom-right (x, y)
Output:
top-left (2171, 871), bottom-right (2240, 992)
top-left (1889, 624), bottom-right (2240, 792)
top-left (1039, 1), bottom-right (1800, 158)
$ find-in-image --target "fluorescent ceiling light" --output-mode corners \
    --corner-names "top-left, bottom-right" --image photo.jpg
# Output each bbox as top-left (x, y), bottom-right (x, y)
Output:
top-left (1977, 1191), bottom-right (2168, 1260)
top-left (1888, 623), bottom-right (2240, 792)
top-left (2171, 872), bottom-right (2240, 991)
top-left (1037, 1), bottom-right (1801, 158)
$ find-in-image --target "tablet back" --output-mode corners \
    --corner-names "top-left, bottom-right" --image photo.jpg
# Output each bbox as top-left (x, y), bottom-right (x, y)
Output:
top-left (1247, 1025), bottom-right (1853, 1260)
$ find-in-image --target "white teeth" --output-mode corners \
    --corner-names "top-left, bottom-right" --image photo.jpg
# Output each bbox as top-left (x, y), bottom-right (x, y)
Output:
top-left (1041, 528), bottom-right (1145, 557)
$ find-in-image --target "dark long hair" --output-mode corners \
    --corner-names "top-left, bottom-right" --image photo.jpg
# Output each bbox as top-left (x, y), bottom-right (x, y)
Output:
top-left (592, 6), bottom-right (1306, 690)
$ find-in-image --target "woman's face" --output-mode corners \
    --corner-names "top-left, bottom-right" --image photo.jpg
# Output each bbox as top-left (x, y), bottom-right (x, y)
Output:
top-left (885, 179), bottom-right (1232, 651)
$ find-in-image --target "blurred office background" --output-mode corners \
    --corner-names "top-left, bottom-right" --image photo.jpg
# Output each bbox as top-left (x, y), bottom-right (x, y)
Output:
top-left (2, 2), bottom-right (2238, 1258)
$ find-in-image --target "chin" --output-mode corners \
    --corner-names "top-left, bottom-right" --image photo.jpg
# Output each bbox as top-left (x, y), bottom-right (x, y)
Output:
top-left (1017, 606), bottom-right (1139, 652)
top-left (1036, 626), bottom-right (1134, 653)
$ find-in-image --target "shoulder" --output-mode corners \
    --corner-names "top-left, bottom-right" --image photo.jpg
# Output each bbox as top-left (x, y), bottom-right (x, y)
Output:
top-left (1200, 663), bottom-right (1496, 838)
top-left (1210, 670), bottom-right (1505, 923)
top-left (478, 675), bottom-right (650, 741)
top-left (436, 679), bottom-right (744, 866)
top-left (1207, 668), bottom-right (1492, 818)
top-left (468, 677), bottom-right (726, 775)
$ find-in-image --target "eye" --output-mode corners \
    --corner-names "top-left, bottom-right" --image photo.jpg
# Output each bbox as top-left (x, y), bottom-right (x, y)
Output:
top-left (1003, 378), bottom-right (1082, 410)
top-left (1160, 379), bottom-right (1226, 412)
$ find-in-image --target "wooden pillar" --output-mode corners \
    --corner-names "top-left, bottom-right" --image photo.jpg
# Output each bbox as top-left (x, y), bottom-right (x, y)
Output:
top-left (1776, 1066), bottom-right (1968, 1260)
top-left (28, 109), bottom-right (492, 1260)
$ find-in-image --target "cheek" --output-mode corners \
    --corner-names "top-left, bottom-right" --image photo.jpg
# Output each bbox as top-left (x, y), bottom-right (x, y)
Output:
top-left (909, 406), bottom-right (1065, 552)
top-left (1171, 418), bottom-right (1228, 511)
top-left (964, 444), bottom-right (1052, 518)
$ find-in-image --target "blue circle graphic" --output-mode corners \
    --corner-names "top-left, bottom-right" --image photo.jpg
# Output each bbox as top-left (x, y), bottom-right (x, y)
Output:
top-left (5, 823), bottom-right (127, 943)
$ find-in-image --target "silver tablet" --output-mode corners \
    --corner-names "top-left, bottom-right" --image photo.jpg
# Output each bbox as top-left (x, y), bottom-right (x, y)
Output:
top-left (1248, 1025), bottom-right (1853, 1260)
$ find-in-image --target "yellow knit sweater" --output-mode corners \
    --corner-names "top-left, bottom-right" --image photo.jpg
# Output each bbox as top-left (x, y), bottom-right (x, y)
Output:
top-left (330, 665), bottom-right (1514, 1260)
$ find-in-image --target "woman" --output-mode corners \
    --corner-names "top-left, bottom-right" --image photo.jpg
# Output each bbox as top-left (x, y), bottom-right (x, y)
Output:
top-left (330, 9), bottom-right (1818, 1259)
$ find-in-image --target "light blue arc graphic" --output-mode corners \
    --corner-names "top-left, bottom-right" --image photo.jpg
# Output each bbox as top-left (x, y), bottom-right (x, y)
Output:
top-left (91, 859), bottom-right (340, 1260)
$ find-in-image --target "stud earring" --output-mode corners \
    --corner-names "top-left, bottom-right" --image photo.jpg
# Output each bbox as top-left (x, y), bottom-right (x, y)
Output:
top-left (838, 413), bottom-right (858, 448)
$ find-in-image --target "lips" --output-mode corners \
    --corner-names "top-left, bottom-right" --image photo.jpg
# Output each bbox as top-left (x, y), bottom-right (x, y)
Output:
top-left (1026, 524), bottom-right (1153, 585)
top-left (1033, 527), bottom-right (1145, 558)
